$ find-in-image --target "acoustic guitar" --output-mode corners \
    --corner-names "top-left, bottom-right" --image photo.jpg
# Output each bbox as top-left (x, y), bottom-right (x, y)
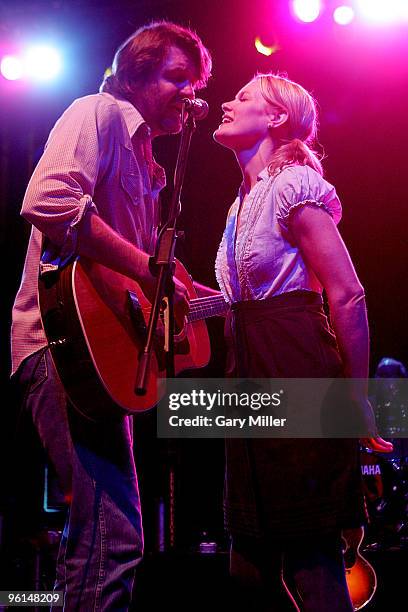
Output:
top-left (39, 257), bottom-right (228, 420)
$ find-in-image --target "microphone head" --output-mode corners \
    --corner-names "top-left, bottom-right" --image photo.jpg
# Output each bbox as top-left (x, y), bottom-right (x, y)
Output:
top-left (182, 98), bottom-right (209, 120)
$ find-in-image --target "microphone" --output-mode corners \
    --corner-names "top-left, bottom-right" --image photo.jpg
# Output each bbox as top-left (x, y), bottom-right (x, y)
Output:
top-left (182, 98), bottom-right (209, 120)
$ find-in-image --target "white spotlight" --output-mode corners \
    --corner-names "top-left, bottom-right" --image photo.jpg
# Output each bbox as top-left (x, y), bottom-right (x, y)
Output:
top-left (0, 55), bottom-right (24, 81)
top-left (333, 6), bottom-right (355, 26)
top-left (24, 45), bottom-right (62, 81)
top-left (356, 0), bottom-right (405, 23)
top-left (292, 0), bottom-right (322, 23)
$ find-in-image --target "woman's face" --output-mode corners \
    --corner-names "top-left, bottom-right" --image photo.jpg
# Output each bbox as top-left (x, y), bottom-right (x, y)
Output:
top-left (213, 79), bottom-right (271, 151)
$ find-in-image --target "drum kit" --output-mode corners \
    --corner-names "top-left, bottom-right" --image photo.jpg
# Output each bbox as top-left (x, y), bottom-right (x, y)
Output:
top-left (361, 365), bottom-right (408, 549)
top-left (352, 445), bottom-right (407, 608)
top-left (360, 444), bottom-right (408, 550)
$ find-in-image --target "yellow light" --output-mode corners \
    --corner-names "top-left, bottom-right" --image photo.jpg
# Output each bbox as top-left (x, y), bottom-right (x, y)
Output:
top-left (254, 37), bottom-right (278, 57)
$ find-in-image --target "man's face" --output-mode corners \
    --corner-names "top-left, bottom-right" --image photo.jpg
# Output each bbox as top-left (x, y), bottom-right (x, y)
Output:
top-left (132, 46), bottom-right (198, 137)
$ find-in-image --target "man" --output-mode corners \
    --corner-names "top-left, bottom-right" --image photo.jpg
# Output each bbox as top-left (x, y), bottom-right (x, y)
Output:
top-left (11, 21), bottom-right (212, 610)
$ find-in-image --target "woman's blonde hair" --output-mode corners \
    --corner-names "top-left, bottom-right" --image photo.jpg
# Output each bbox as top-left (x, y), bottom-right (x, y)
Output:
top-left (256, 73), bottom-right (323, 176)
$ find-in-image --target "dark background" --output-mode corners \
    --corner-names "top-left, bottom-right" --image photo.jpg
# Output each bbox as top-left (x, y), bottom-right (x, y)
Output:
top-left (1, 0), bottom-right (407, 595)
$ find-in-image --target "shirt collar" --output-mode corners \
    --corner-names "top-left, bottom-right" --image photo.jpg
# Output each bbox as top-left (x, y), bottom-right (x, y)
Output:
top-left (113, 95), bottom-right (148, 139)
top-left (238, 166), bottom-right (271, 200)
top-left (258, 167), bottom-right (270, 181)
top-left (108, 94), bottom-right (166, 189)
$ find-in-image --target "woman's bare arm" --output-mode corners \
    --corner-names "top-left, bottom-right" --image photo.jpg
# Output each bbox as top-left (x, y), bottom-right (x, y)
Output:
top-left (290, 205), bottom-right (393, 452)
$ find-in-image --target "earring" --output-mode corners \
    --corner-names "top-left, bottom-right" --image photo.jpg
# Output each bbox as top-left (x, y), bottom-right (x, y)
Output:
top-left (267, 122), bottom-right (273, 129)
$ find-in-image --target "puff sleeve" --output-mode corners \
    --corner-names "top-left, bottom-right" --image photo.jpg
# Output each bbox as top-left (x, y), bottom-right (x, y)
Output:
top-left (275, 165), bottom-right (342, 233)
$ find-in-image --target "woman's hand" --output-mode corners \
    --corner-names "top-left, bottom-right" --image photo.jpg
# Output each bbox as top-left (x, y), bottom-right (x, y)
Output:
top-left (352, 396), bottom-right (393, 452)
top-left (356, 396), bottom-right (393, 452)
top-left (360, 437), bottom-right (394, 453)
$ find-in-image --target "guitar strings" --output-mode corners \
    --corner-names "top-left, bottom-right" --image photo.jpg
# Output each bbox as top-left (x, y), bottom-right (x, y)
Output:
top-left (139, 295), bottom-right (227, 323)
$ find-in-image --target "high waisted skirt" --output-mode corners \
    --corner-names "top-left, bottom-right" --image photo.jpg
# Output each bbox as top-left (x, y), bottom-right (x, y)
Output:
top-left (224, 290), bottom-right (365, 542)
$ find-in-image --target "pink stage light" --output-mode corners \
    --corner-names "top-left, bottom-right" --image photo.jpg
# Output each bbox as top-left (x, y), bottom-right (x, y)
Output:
top-left (291, 0), bottom-right (322, 23)
top-left (0, 55), bottom-right (23, 81)
top-left (356, 0), bottom-right (408, 23)
top-left (333, 6), bottom-right (355, 26)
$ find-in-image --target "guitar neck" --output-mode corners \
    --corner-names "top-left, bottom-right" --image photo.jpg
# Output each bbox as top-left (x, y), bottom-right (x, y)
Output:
top-left (187, 295), bottom-right (229, 322)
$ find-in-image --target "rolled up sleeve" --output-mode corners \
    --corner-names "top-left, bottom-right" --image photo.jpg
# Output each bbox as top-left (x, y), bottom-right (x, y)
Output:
top-left (21, 96), bottom-right (103, 266)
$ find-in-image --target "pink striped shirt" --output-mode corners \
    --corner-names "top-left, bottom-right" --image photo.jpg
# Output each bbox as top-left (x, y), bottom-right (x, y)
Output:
top-left (11, 92), bottom-right (165, 375)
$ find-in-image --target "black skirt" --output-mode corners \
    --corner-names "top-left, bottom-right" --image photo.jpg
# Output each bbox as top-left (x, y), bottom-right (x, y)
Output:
top-left (224, 290), bottom-right (365, 542)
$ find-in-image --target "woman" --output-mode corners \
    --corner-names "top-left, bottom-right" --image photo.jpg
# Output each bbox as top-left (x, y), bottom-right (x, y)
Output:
top-left (213, 73), bottom-right (392, 611)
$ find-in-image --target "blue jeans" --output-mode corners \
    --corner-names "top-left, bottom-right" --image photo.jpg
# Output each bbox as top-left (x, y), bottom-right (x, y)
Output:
top-left (16, 348), bottom-right (143, 611)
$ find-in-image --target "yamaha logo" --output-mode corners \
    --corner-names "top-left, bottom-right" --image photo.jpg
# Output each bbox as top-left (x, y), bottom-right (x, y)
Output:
top-left (361, 465), bottom-right (381, 476)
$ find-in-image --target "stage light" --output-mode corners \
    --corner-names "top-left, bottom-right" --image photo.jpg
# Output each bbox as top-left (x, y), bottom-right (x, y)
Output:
top-left (292, 0), bottom-right (322, 23)
top-left (333, 6), bottom-right (355, 26)
top-left (254, 36), bottom-right (279, 56)
top-left (356, 0), bottom-right (406, 23)
top-left (0, 55), bottom-right (23, 81)
top-left (24, 45), bottom-right (61, 81)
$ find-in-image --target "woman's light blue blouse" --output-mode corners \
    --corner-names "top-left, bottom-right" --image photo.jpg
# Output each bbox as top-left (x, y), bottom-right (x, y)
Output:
top-left (215, 164), bottom-right (342, 304)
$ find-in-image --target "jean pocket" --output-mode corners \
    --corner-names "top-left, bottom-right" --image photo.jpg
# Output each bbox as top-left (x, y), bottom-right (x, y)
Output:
top-left (28, 351), bottom-right (48, 393)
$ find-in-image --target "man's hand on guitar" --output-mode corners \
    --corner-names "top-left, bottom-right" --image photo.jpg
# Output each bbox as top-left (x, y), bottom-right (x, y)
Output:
top-left (173, 276), bottom-right (190, 328)
top-left (141, 260), bottom-right (190, 323)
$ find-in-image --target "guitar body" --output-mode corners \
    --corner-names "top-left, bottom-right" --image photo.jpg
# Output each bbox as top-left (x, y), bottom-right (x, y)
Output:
top-left (280, 527), bottom-right (376, 611)
top-left (39, 257), bottom-right (211, 420)
top-left (342, 527), bottom-right (377, 610)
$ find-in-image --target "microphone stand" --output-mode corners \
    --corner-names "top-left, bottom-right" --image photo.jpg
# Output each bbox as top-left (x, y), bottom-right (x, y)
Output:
top-left (135, 104), bottom-right (197, 394)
